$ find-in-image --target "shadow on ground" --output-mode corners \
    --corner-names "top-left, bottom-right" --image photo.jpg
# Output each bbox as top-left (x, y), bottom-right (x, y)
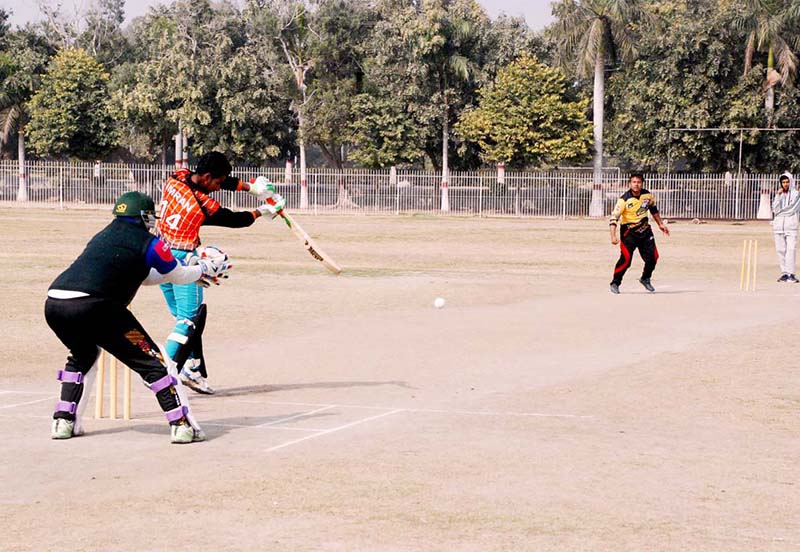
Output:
top-left (204, 380), bottom-right (414, 398)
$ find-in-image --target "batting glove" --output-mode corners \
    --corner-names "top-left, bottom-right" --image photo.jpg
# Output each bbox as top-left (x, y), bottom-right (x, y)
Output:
top-left (249, 176), bottom-right (272, 197)
top-left (256, 194), bottom-right (286, 219)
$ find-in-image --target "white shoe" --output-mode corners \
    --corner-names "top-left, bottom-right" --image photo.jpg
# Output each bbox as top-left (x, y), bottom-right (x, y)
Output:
top-left (180, 367), bottom-right (215, 395)
top-left (51, 418), bottom-right (83, 439)
top-left (170, 422), bottom-right (206, 444)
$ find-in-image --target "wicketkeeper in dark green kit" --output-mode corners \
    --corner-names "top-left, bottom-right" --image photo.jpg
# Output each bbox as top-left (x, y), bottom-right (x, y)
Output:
top-left (45, 192), bottom-right (231, 443)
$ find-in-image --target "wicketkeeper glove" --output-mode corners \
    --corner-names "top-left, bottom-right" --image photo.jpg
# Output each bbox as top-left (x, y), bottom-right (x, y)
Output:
top-left (249, 176), bottom-right (272, 197)
top-left (256, 194), bottom-right (286, 219)
top-left (194, 246), bottom-right (232, 287)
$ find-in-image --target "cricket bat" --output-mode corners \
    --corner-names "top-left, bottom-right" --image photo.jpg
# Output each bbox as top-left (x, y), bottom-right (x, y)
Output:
top-left (280, 213), bottom-right (342, 274)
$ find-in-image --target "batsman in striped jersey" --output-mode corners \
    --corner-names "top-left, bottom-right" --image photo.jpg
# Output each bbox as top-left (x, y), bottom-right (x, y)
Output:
top-left (156, 151), bottom-right (285, 394)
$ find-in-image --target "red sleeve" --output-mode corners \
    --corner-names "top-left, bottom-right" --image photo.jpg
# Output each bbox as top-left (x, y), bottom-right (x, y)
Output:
top-left (194, 190), bottom-right (221, 217)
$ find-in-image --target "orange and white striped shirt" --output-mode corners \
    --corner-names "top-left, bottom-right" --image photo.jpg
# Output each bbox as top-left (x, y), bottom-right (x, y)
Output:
top-left (156, 170), bottom-right (221, 251)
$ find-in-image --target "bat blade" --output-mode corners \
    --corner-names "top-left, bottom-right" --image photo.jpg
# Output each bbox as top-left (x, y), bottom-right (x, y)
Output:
top-left (280, 213), bottom-right (342, 274)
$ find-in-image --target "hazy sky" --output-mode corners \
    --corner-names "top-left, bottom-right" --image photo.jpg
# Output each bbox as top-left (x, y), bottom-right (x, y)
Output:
top-left (5, 0), bottom-right (555, 30)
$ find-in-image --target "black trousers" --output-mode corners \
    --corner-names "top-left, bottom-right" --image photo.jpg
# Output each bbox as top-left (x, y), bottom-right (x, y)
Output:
top-left (45, 296), bottom-right (182, 420)
top-left (611, 225), bottom-right (659, 285)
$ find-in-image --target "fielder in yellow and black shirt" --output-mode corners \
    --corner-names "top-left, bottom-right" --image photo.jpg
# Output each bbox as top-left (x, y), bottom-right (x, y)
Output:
top-left (609, 173), bottom-right (670, 294)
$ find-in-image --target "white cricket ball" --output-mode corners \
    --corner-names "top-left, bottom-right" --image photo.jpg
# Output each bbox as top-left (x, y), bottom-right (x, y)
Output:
top-left (433, 297), bottom-right (446, 309)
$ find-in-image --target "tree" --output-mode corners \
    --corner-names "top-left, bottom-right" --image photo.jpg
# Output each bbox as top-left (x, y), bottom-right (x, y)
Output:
top-left (602, 0), bottom-right (800, 172)
top-left (456, 55), bottom-right (592, 168)
top-left (348, 94), bottom-right (425, 168)
top-left (734, 0), bottom-right (800, 126)
top-left (483, 14), bottom-right (551, 75)
top-left (345, 0), bottom-right (429, 168)
top-left (304, 0), bottom-right (376, 169)
top-left (110, 0), bottom-right (293, 164)
top-left (604, 0), bottom-right (746, 171)
top-left (404, 0), bottom-right (491, 210)
top-left (37, 0), bottom-right (131, 67)
top-left (274, 1), bottom-right (316, 207)
top-left (724, 64), bottom-right (800, 170)
top-left (27, 48), bottom-right (118, 159)
top-left (552, 0), bottom-right (644, 206)
top-left (0, 24), bottom-right (54, 199)
top-left (0, 9), bottom-right (8, 39)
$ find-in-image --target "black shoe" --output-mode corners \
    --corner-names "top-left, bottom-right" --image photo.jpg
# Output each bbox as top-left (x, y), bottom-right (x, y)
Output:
top-left (788, 274), bottom-right (799, 283)
top-left (778, 274), bottom-right (789, 282)
top-left (610, 283), bottom-right (620, 294)
top-left (639, 278), bottom-right (655, 292)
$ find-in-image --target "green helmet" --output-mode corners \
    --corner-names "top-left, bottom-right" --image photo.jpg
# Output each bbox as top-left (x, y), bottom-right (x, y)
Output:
top-left (112, 191), bottom-right (157, 229)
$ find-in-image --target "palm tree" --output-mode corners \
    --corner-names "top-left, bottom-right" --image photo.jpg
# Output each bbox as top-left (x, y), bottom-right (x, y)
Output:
top-left (0, 101), bottom-right (28, 201)
top-left (553, 0), bottom-right (643, 216)
top-left (0, 30), bottom-right (51, 202)
top-left (735, 0), bottom-right (800, 126)
top-left (411, 0), bottom-right (481, 211)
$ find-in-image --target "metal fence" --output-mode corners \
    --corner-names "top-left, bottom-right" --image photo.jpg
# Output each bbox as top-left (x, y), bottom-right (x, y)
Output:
top-left (0, 160), bottom-right (780, 220)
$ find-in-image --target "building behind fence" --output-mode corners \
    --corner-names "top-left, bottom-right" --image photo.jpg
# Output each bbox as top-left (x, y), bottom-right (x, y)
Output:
top-left (0, 160), bottom-right (782, 220)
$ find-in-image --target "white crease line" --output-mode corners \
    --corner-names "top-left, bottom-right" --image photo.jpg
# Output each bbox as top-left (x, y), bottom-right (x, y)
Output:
top-left (256, 404), bottom-right (337, 428)
top-left (235, 399), bottom-right (591, 419)
top-left (410, 407), bottom-right (592, 419)
top-left (266, 409), bottom-right (405, 453)
top-left (0, 396), bottom-right (57, 409)
top-left (0, 411), bottom-right (334, 432)
top-left (237, 399), bottom-right (358, 407)
top-left (203, 421), bottom-right (322, 432)
top-left (0, 389), bottom-right (54, 395)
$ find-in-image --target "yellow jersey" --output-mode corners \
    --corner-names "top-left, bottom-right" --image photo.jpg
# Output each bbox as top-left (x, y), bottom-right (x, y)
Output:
top-left (609, 188), bottom-right (659, 229)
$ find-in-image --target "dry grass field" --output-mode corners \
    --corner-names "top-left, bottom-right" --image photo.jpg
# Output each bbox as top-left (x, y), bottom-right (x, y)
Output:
top-left (2, 208), bottom-right (799, 551)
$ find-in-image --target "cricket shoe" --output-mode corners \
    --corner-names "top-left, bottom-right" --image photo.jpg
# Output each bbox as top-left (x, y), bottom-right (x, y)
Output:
top-left (788, 274), bottom-right (799, 283)
top-left (639, 278), bottom-right (655, 292)
top-left (170, 421), bottom-right (206, 444)
top-left (51, 418), bottom-right (83, 439)
top-left (179, 367), bottom-right (215, 395)
top-left (610, 283), bottom-right (620, 294)
top-left (778, 274), bottom-right (790, 282)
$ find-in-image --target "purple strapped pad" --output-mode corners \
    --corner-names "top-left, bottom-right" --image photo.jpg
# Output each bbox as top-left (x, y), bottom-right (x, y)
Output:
top-left (164, 405), bottom-right (188, 423)
top-left (56, 370), bottom-right (84, 384)
top-left (149, 375), bottom-right (177, 393)
top-left (55, 400), bottom-right (77, 415)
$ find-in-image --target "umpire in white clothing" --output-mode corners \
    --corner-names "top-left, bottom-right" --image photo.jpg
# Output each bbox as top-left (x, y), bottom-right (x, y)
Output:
top-left (772, 172), bottom-right (800, 282)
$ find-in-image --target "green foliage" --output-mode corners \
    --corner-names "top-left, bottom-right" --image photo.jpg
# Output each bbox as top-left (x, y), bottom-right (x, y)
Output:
top-left (348, 93), bottom-right (425, 167)
top-left (605, 0), bottom-right (746, 170)
top-left (109, 0), bottom-right (292, 163)
top-left (27, 48), bottom-right (117, 160)
top-left (0, 26), bottom-right (53, 155)
top-left (724, 65), bottom-right (800, 169)
top-left (10, 0), bottom-right (800, 172)
top-left (0, 9), bottom-right (9, 39)
top-left (603, 0), bottom-right (800, 171)
top-left (456, 55), bottom-right (592, 168)
top-left (404, 0), bottom-right (493, 168)
top-left (302, 0), bottom-right (377, 167)
top-left (551, 0), bottom-right (645, 77)
top-left (78, 0), bottom-right (131, 68)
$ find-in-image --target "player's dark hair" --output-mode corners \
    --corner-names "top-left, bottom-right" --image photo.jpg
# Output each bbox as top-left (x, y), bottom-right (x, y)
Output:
top-left (629, 172), bottom-right (645, 182)
top-left (195, 151), bottom-right (232, 178)
top-left (780, 174), bottom-right (790, 182)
